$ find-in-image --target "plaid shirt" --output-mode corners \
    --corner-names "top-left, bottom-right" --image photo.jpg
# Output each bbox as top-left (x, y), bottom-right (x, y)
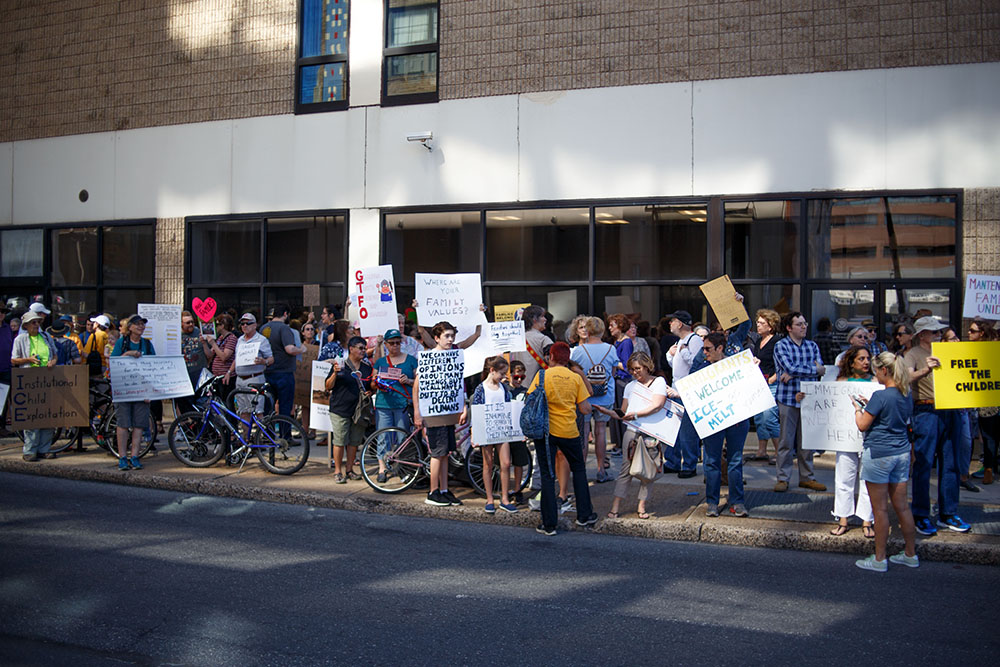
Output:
top-left (773, 336), bottom-right (823, 407)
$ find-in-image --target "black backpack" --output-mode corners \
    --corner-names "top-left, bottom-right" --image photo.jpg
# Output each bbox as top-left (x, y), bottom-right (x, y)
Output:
top-left (83, 335), bottom-right (103, 377)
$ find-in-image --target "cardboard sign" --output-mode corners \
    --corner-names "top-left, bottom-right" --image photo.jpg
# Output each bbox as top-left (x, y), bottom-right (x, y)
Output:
top-left (963, 274), bottom-right (1000, 320)
top-left (303, 283), bottom-right (321, 308)
top-left (309, 360), bottom-right (334, 432)
top-left (109, 356), bottom-right (195, 401)
top-left (674, 349), bottom-right (776, 439)
top-left (9, 366), bottom-right (89, 429)
top-left (352, 265), bottom-right (398, 337)
top-left (235, 340), bottom-right (261, 368)
top-left (415, 272), bottom-right (483, 330)
top-left (487, 321), bottom-right (527, 354)
top-left (138, 303), bottom-right (182, 357)
top-left (800, 381), bottom-right (884, 453)
top-left (294, 345), bottom-right (319, 406)
top-left (699, 275), bottom-right (749, 328)
top-left (627, 383), bottom-right (684, 447)
top-left (931, 341), bottom-right (1000, 409)
top-left (417, 348), bottom-right (465, 423)
top-left (471, 402), bottom-right (524, 445)
top-left (192, 297), bottom-right (217, 322)
top-left (494, 303), bottom-right (529, 322)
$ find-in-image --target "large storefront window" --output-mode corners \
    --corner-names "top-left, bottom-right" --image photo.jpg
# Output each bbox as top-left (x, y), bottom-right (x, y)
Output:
top-left (1, 229), bottom-right (44, 279)
top-left (725, 200), bottom-right (800, 279)
top-left (186, 213), bottom-right (347, 321)
top-left (486, 208), bottom-right (588, 282)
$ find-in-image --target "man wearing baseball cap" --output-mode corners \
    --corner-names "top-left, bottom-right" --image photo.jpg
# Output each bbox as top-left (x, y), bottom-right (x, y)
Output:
top-left (665, 309), bottom-right (703, 477)
top-left (904, 316), bottom-right (970, 534)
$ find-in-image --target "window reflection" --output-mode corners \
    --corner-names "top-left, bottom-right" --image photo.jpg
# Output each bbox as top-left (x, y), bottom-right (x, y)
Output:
top-left (595, 204), bottom-right (707, 280)
top-left (486, 208), bottom-right (588, 281)
top-left (51, 228), bottom-right (98, 286)
top-left (725, 200), bottom-right (799, 279)
top-left (383, 210), bottom-right (480, 283)
top-left (189, 220), bottom-right (262, 284)
top-left (104, 225), bottom-right (153, 285)
top-left (267, 215), bottom-right (345, 284)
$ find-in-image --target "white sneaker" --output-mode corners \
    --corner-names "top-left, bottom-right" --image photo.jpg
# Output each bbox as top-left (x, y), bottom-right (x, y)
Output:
top-left (528, 496), bottom-right (541, 511)
top-left (888, 552), bottom-right (919, 568)
top-left (855, 555), bottom-right (887, 572)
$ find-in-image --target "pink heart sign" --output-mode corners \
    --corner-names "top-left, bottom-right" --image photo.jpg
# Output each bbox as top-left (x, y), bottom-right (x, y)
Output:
top-left (192, 297), bottom-right (217, 322)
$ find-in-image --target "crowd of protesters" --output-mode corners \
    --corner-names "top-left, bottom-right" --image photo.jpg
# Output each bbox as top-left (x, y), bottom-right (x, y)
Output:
top-left (4, 292), bottom-right (996, 571)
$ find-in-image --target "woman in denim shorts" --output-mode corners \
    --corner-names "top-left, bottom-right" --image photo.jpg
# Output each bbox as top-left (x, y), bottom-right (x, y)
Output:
top-left (852, 352), bottom-right (919, 572)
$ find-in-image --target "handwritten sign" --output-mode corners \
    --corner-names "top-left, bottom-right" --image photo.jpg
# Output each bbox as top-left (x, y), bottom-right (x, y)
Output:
top-left (294, 345), bottom-right (319, 406)
top-left (191, 297), bottom-right (217, 322)
top-left (109, 356), bottom-right (194, 401)
top-left (9, 366), bottom-right (89, 429)
top-left (800, 381), bottom-right (883, 453)
top-left (963, 274), bottom-right (1000, 320)
top-left (235, 340), bottom-right (261, 368)
top-left (494, 303), bottom-right (529, 322)
top-left (627, 382), bottom-right (684, 447)
top-left (487, 321), bottom-right (527, 354)
top-left (138, 303), bottom-right (181, 357)
top-left (303, 283), bottom-right (320, 308)
top-left (352, 265), bottom-right (398, 337)
top-left (471, 402), bottom-right (524, 445)
top-left (309, 360), bottom-right (334, 432)
top-left (699, 275), bottom-right (748, 328)
top-left (675, 349), bottom-right (775, 439)
top-left (417, 349), bottom-right (465, 422)
top-left (931, 341), bottom-right (1000, 409)
top-left (416, 273), bottom-right (482, 330)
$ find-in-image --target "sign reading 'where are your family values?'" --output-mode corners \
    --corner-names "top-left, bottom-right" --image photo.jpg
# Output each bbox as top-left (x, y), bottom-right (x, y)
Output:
top-left (415, 273), bottom-right (483, 330)
top-left (417, 349), bottom-right (465, 424)
top-left (674, 350), bottom-right (775, 439)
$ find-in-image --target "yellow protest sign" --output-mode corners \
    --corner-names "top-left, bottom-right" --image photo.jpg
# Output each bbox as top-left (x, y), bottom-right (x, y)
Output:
top-left (931, 341), bottom-right (1000, 409)
top-left (493, 303), bottom-right (530, 322)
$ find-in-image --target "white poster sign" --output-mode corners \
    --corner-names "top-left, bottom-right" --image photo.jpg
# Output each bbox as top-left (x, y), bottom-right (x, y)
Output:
top-left (456, 311), bottom-right (491, 379)
top-left (0, 382), bottom-right (8, 410)
top-left (109, 356), bottom-right (194, 401)
top-left (471, 402), bottom-right (524, 445)
top-left (964, 273), bottom-right (1000, 320)
top-left (674, 349), bottom-right (777, 439)
top-left (822, 365), bottom-right (839, 382)
top-left (309, 360), bottom-right (334, 433)
top-left (235, 340), bottom-right (261, 368)
top-left (415, 272), bottom-right (483, 330)
top-left (800, 381), bottom-right (884, 453)
top-left (417, 349), bottom-right (465, 419)
top-left (487, 321), bottom-right (526, 354)
top-left (627, 383), bottom-right (684, 447)
top-left (138, 303), bottom-right (182, 357)
top-left (352, 265), bottom-right (399, 337)
top-left (547, 289), bottom-right (577, 325)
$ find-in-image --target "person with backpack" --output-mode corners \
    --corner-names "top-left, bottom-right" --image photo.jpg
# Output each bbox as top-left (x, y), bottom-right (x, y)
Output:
top-left (569, 315), bottom-right (617, 483)
top-left (526, 341), bottom-right (598, 536)
top-left (47, 318), bottom-right (83, 366)
top-left (110, 314), bottom-right (155, 471)
top-left (83, 313), bottom-right (111, 378)
top-left (471, 356), bottom-right (519, 514)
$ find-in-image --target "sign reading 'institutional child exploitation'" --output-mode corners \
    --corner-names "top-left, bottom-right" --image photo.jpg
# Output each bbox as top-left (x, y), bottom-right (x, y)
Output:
top-left (417, 349), bottom-right (466, 425)
top-left (963, 274), bottom-right (1000, 320)
top-left (674, 350), bottom-right (775, 439)
top-left (471, 402), bottom-right (524, 446)
top-left (800, 381), bottom-right (884, 453)
top-left (931, 341), bottom-right (1000, 409)
top-left (10, 366), bottom-right (89, 429)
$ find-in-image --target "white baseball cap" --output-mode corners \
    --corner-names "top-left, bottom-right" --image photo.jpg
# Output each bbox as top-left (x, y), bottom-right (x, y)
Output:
top-left (28, 302), bottom-right (51, 315)
top-left (90, 314), bottom-right (111, 328)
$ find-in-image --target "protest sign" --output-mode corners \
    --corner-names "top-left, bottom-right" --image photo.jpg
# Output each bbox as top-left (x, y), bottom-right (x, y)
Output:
top-left (417, 349), bottom-right (465, 424)
top-left (191, 297), bottom-right (217, 322)
top-left (963, 274), bottom-right (1000, 320)
top-left (674, 349), bottom-right (776, 439)
top-left (235, 340), bottom-right (262, 368)
top-left (138, 303), bottom-right (182, 357)
top-left (352, 265), bottom-right (399, 337)
top-left (109, 356), bottom-right (194, 401)
top-left (303, 283), bottom-right (320, 308)
top-left (471, 402), bottom-right (524, 445)
top-left (822, 365), bottom-right (839, 382)
top-left (487, 321), bottom-right (526, 354)
top-left (931, 341), bottom-right (1000, 409)
top-left (800, 381), bottom-right (883, 453)
top-left (547, 289), bottom-right (576, 325)
top-left (0, 382), bottom-right (8, 411)
top-left (294, 345), bottom-right (319, 406)
top-left (627, 383), bottom-right (684, 447)
top-left (604, 295), bottom-right (634, 316)
top-left (415, 273), bottom-right (483, 330)
top-left (9, 366), bottom-right (89, 429)
top-left (309, 360), bottom-right (334, 433)
top-left (494, 303), bottom-right (529, 322)
top-left (699, 275), bottom-right (749, 328)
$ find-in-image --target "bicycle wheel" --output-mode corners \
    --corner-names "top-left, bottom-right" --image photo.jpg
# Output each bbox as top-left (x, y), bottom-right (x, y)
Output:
top-left (254, 414), bottom-right (309, 474)
top-left (466, 444), bottom-right (534, 497)
top-left (360, 427), bottom-right (422, 493)
top-left (168, 411), bottom-right (227, 467)
top-left (135, 409), bottom-right (157, 458)
top-left (47, 428), bottom-right (80, 454)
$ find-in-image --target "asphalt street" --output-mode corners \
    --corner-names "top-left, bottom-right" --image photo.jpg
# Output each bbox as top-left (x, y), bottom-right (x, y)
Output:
top-left (0, 472), bottom-right (996, 666)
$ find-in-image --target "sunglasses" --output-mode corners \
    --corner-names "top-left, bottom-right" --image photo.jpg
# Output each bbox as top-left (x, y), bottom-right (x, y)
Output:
top-left (969, 328), bottom-right (981, 334)
top-left (240, 321), bottom-right (253, 326)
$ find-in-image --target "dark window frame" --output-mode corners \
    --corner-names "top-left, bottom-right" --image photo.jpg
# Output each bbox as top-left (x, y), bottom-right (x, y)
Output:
top-left (295, 0), bottom-right (351, 115)
top-left (381, 0), bottom-right (440, 106)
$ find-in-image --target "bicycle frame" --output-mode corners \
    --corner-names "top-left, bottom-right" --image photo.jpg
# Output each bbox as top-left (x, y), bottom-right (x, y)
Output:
top-left (195, 398), bottom-right (286, 473)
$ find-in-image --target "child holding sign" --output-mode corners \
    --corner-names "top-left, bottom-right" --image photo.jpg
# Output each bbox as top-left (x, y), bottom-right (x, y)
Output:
top-left (470, 356), bottom-right (518, 514)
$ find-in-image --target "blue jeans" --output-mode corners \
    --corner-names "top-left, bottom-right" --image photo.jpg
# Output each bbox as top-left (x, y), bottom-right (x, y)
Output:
top-left (956, 409), bottom-right (972, 477)
top-left (536, 434), bottom-right (594, 530)
top-left (23, 429), bottom-right (54, 456)
top-left (676, 401), bottom-right (701, 473)
top-left (753, 383), bottom-right (781, 440)
top-left (703, 420), bottom-right (749, 507)
top-left (911, 407), bottom-right (960, 519)
top-left (375, 407), bottom-right (410, 459)
top-left (265, 371), bottom-right (295, 435)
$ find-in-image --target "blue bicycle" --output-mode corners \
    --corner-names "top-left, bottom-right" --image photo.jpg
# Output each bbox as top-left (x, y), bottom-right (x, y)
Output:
top-left (167, 377), bottom-right (309, 475)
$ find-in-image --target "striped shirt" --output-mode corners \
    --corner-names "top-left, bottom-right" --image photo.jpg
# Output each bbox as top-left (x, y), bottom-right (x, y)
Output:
top-left (773, 336), bottom-right (823, 407)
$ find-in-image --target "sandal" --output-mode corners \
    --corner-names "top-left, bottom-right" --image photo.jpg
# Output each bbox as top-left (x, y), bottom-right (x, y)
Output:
top-left (747, 454), bottom-right (769, 462)
top-left (637, 511), bottom-right (651, 520)
top-left (829, 524), bottom-right (850, 536)
top-left (606, 511), bottom-right (619, 519)
top-left (862, 524), bottom-right (875, 539)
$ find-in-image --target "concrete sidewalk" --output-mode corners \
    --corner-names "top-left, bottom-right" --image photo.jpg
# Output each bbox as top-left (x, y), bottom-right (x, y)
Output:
top-left (2, 434), bottom-right (998, 566)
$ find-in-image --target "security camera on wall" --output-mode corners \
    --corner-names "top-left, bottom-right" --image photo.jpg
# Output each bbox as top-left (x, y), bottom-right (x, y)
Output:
top-left (406, 131), bottom-right (433, 151)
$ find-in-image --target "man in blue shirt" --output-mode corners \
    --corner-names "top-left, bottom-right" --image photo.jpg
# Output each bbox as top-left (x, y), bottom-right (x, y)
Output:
top-left (773, 312), bottom-right (827, 492)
